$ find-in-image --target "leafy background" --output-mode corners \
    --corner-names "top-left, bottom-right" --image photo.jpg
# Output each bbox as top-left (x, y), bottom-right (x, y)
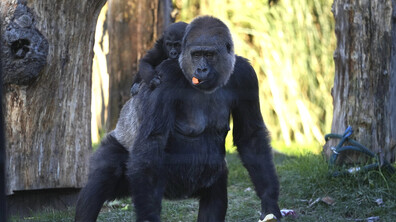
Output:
top-left (174, 0), bottom-right (335, 153)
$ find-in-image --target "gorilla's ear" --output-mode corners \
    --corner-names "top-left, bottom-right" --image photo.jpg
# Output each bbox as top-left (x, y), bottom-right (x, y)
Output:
top-left (226, 43), bottom-right (232, 54)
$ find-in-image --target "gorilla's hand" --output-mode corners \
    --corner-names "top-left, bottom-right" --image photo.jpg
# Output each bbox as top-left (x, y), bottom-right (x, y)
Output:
top-left (130, 82), bottom-right (141, 96)
top-left (149, 75), bottom-right (161, 90)
top-left (261, 198), bottom-right (282, 221)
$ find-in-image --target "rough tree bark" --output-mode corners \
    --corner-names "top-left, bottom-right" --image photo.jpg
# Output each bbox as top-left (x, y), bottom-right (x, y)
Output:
top-left (107, 0), bottom-right (171, 130)
top-left (0, 17), bottom-right (7, 222)
top-left (0, 0), bottom-right (106, 199)
top-left (324, 0), bottom-right (396, 163)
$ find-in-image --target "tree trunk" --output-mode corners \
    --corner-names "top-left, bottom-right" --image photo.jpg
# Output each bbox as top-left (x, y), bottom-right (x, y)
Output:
top-left (324, 0), bottom-right (396, 163)
top-left (0, 17), bottom-right (7, 222)
top-left (106, 0), bottom-right (171, 130)
top-left (1, 0), bottom-right (106, 195)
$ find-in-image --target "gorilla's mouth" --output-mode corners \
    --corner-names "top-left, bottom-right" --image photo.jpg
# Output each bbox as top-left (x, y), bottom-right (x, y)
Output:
top-left (192, 77), bottom-right (209, 86)
top-left (169, 53), bottom-right (179, 59)
top-left (192, 77), bottom-right (201, 85)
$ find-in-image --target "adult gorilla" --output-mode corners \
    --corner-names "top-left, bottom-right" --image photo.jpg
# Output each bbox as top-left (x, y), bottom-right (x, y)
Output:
top-left (75, 16), bottom-right (281, 222)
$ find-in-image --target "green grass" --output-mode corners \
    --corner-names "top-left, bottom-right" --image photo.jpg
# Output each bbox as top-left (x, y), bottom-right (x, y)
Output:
top-left (277, 154), bottom-right (396, 221)
top-left (11, 149), bottom-right (396, 222)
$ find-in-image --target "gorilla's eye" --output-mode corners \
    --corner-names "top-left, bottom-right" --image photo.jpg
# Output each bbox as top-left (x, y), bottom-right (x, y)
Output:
top-left (174, 42), bottom-right (181, 47)
top-left (166, 42), bottom-right (172, 47)
top-left (191, 51), bottom-right (201, 58)
top-left (226, 43), bottom-right (232, 53)
top-left (204, 52), bottom-right (214, 58)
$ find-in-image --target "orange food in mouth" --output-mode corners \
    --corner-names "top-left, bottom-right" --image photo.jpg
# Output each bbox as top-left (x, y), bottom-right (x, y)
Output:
top-left (192, 77), bottom-right (200, 85)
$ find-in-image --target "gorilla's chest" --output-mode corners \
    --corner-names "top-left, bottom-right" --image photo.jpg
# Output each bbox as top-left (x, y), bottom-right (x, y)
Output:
top-left (163, 89), bottom-right (231, 198)
top-left (173, 91), bottom-right (231, 137)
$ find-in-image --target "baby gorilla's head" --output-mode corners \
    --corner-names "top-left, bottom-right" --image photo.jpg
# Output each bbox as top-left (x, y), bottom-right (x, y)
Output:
top-left (163, 22), bottom-right (188, 59)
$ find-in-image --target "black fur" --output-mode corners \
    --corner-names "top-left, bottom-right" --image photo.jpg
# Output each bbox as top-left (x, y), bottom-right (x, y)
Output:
top-left (75, 16), bottom-right (280, 222)
top-left (75, 135), bottom-right (129, 221)
top-left (131, 22), bottom-right (188, 94)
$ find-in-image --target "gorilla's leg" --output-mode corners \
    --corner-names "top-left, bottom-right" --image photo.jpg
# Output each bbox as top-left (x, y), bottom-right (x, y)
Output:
top-left (75, 135), bottom-right (129, 222)
top-left (197, 171), bottom-right (228, 222)
top-left (129, 166), bottom-right (165, 222)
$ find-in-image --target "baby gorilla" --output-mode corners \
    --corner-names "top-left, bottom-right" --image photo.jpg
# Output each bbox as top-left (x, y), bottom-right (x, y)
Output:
top-left (130, 22), bottom-right (188, 95)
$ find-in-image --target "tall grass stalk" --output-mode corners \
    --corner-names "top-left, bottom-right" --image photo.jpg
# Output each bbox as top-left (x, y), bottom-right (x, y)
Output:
top-left (174, 0), bottom-right (335, 148)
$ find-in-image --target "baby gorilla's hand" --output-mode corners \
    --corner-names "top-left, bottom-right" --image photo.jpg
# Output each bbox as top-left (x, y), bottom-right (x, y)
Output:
top-left (130, 82), bottom-right (141, 96)
top-left (149, 75), bottom-right (161, 90)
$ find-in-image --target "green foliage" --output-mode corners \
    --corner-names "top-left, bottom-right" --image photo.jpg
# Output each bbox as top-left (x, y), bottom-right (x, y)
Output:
top-left (174, 0), bottom-right (336, 147)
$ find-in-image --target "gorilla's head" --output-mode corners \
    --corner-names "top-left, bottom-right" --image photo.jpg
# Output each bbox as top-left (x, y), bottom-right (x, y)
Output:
top-left (163, 22), bottom-right (188, 59)
top-left (179, 16), bottom-right (236, 93)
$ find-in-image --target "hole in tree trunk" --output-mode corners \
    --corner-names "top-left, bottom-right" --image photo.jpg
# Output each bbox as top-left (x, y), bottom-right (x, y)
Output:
top-left (10, 39), bottom-right (30, 59)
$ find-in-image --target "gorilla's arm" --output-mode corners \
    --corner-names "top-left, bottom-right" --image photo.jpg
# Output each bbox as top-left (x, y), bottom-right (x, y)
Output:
top-left (231, 57), bottom-right (281, 219)
top-left (137, 37), bottom-right (168, 84)
top-left (127, 84), bottom-right (175, 169)
top-left (127, 128), bottom-right (169, 221)
top-left (127, 70), bottom-right (177, 221)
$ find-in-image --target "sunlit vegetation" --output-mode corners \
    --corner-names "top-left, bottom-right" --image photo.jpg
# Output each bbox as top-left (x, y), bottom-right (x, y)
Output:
top-left (174, 0), bottom-right (335, 150)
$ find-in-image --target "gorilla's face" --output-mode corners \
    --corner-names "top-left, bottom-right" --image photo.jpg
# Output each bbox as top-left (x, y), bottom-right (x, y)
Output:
top-left (179, 17), bottom-right (236, 93)
top-left (163, 22), bottom-right (188, 59)
top-left (164, 38), bottom-right (182, 59)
